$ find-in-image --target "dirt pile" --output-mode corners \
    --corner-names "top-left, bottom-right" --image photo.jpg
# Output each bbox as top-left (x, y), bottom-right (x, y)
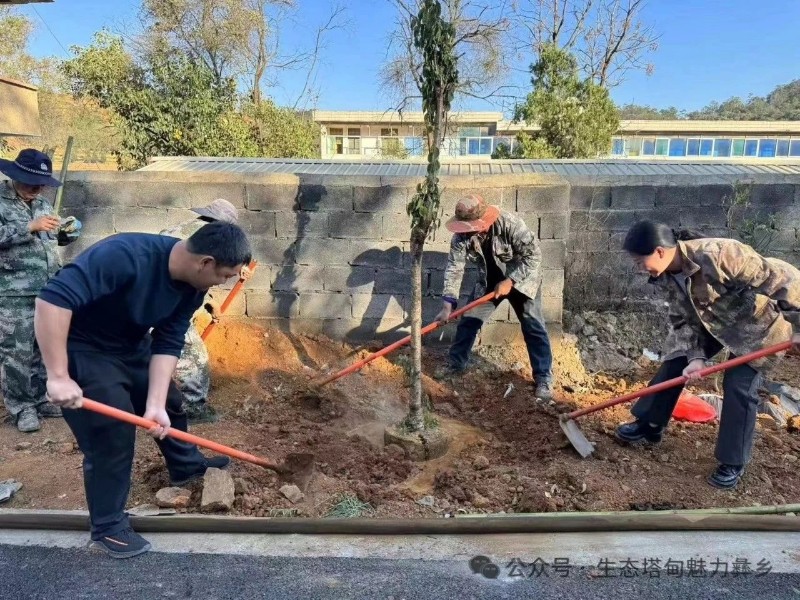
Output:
top-left (1, 317), bottom-right (799, 518)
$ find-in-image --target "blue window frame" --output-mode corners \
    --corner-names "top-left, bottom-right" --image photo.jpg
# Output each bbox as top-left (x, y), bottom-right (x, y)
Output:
top-left (669, 138), bottom-right (687, 156)
top-left (479, 138), bottom-right (492, 154)
top-left (687, 139), bottom-right (700, 155)
top-left (777, 139), bottom-right (790, 156)
top-left (700, 139), bottom-right (713, 156)
top-left (642, 139), bottom-right (655, 155)
top-left (612, 138), bottom-right (625, 155)
top-left (468, 139), bottom-right (480, 155)
top-left (714, 139), bottom-right (731, 157)
top-left (790, 140), bottom-right (800, 157)
top-left (655, 138), bottom-right (669, 156)
top-left (759, 139), bottom-right (777, 157)
top-left (744, 139), bottom-right (759, 156)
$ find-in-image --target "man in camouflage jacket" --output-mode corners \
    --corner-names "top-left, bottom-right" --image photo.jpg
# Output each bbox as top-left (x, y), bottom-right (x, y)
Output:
top-left (617, 234), bottom-right (800, 489)
top-left (434, 194), bottom-right (554, 398)
top-left (0, 149), bottom-right (81, 432)
top-left (159, 199), bottom-right (249, 422)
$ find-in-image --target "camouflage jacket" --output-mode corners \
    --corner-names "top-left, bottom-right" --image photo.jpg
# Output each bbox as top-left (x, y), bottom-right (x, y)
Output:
top-left (651, 238), bottom-right (800, 369)
top-left (159, 218), bottom-right (216, 324)
top-left (0, 181), bottom-right (62, 296)
top-left (442, 211), bottom-right (542, 304)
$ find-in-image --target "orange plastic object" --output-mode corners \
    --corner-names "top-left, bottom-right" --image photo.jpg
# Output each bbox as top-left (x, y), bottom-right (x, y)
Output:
top-left (673, 393), bottom-right (717, 423)
top-left (201, 260), bottom-right (258, 341)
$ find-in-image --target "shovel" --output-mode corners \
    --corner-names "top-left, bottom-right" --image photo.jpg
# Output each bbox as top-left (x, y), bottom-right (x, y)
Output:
top-left (79, 398), bottom-right (315, 489)
top-left (314, 292), bottom-right (496, 387)
top-left (560, 340), bottom-right (794, 458)
top-left (201, 260), bottom-right (258, 342)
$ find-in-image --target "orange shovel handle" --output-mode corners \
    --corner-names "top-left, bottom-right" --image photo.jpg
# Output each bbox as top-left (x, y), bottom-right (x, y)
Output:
top-left (80, 398), bottom-right (278, 470)
top-left (566, 340), bottom-right (793, 420)
top-left (201, 260), bottom-right (258, 341)
top-left (317, 292), bottom-right (496, 387)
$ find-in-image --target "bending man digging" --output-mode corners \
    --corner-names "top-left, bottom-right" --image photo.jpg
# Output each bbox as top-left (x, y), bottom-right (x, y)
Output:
top-left (34, 221), bottom-right (252, 558)
top-left (434, 194), bottom-right (554, 399)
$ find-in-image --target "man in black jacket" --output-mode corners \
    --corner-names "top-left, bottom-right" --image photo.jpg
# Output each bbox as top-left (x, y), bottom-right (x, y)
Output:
top-left (34, 221), bottom-right (252, 558)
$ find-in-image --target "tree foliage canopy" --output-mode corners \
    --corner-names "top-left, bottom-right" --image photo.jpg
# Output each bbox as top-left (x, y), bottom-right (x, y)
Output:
top-left (515, 44), bottom-right (619, 159)
top-left (63, 31), bottom-right (318, 169)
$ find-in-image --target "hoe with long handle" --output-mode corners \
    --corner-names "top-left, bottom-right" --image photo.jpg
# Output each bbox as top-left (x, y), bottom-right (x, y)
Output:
top-left (314, 292), bottom-right (497, 387)
top-left (560, 341), bottom-right (794, 458)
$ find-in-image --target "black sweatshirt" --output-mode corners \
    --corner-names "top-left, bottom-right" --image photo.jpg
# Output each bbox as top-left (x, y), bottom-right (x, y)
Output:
top-left (38, 233), bottom-right (205, 357)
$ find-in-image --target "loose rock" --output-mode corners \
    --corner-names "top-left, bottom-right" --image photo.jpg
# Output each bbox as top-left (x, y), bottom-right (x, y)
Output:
top-left (155, 487), bottom-right (191, 509)
top-left (416, 495), bottom-right (435, 508)
top-left (279, 484), bottom-right (305, 504)
top-left (234, 478), bottom-right (250, 495)
top-left (15, 442), bottom-right (31, 451)
top-left (472, 493), bottom-right (491, 509)
top-left (473, 455), bottom-right (490, 471)
top-left (201, 468), bottom-right (235, 512)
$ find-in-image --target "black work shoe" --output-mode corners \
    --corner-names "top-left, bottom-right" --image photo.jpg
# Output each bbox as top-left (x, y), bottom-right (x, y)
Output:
top-left (707, 464), bottom-right (745, 489)
top-left (614, 420), bottom-right (664, 445)
top-left (169, 455), bottom-right (231, 486)
top-left (185, 402), bottom-right (218, 424)
top-left (89, 527), bottom-right (151, 559)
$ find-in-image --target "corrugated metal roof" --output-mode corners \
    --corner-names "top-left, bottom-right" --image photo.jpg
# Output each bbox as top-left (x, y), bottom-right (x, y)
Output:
top-left (139, 157), bottom-right (800, 178)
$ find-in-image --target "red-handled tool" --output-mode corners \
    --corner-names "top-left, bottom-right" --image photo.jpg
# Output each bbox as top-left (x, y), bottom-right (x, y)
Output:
top-left (79, 397), bottom-right (314, 487)
top-left (315, 292), bottom-right (496, 387)
top-left (560, 340), bottom-right (794, 458)
top-left (201, 260), bottom-right (257, 341)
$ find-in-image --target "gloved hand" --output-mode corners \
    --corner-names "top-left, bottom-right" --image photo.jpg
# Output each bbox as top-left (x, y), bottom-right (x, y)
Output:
top-left (57, 216), bottom-right (82, 246)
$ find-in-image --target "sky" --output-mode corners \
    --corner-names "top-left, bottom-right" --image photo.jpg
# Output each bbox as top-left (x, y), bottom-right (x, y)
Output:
top-left (13, 0), bottom-right (800, 115)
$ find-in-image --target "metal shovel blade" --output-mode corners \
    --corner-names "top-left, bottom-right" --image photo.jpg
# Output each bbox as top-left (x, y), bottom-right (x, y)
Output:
top-left (559, 416), bottom-right (595, 458)
top-left (277, 453), bottom-right (316, 490)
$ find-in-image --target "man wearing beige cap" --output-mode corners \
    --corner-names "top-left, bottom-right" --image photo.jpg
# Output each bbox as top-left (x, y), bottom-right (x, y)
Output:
top-left (160, 199), bottom-right (251, 422)
top-left (434, 194), bottom-right (554, 399)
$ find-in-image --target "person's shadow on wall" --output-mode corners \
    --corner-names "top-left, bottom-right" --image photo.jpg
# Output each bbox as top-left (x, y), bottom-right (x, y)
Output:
top-left (344, 245), bottom-right (452, 343)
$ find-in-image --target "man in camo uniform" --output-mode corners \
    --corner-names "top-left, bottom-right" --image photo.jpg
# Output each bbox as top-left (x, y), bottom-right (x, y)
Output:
top-left (159, 199), bottom-right (249, 422)
top-left (0, 149), bottom-right (81, 432)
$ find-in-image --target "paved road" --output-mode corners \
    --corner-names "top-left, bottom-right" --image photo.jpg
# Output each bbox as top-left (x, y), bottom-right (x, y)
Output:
top-left (0, 545), bottom-right (798, 599)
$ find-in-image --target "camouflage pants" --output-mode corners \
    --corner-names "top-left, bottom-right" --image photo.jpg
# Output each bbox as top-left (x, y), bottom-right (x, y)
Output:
top-left (174, 325), bottom-right (210, 405)
top-left (0, 296), bottom-right (48, 416)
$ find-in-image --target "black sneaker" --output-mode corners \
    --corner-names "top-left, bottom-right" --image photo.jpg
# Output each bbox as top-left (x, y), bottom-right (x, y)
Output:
top-left (615, 420), bottom-right (664, 445)
top-left (707, 464), bottom-right (745, 489)
top-left (169, 455), bottom-right (231, 486)
top-left (89, 527), bottom-right (151, 559)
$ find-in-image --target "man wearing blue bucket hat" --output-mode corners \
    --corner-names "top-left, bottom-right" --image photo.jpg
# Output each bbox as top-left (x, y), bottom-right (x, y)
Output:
top-left (0, 148), bottom-right (81, 432)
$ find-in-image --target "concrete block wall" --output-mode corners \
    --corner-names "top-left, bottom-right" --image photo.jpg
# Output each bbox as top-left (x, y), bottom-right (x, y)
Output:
top-left (56, 171), bottom-right (570, 344)
top-left (566, 174), bottom-right (800, 312)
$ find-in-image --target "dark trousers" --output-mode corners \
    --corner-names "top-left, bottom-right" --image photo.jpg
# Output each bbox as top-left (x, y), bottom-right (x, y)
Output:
top-left (448, 287), bottom-right (553, 382)
top-left (62, 348), bottom-right (207, 539)
top-left (631, 355), bottom-right (762, 466)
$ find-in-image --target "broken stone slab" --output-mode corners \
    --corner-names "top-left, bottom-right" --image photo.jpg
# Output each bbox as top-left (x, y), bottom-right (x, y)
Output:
top-left (0, 479), bottom-right (22, 504)
top-left (201, 468), bottom-right (235, 512)
top-left (384, 426), bottom-right (450, 462)
top-left (155, 487), bottom-right (192, 509)
top-left (279, 484), bottom-right (305, 504)
top-left (129, 504), bottom-right (177, 517)
top-left (580, 345), bottom-right (638, 375)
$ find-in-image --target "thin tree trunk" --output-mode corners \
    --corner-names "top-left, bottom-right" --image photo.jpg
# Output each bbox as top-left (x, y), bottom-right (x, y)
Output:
top-left (407, 231), bottom-right (425, 431)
